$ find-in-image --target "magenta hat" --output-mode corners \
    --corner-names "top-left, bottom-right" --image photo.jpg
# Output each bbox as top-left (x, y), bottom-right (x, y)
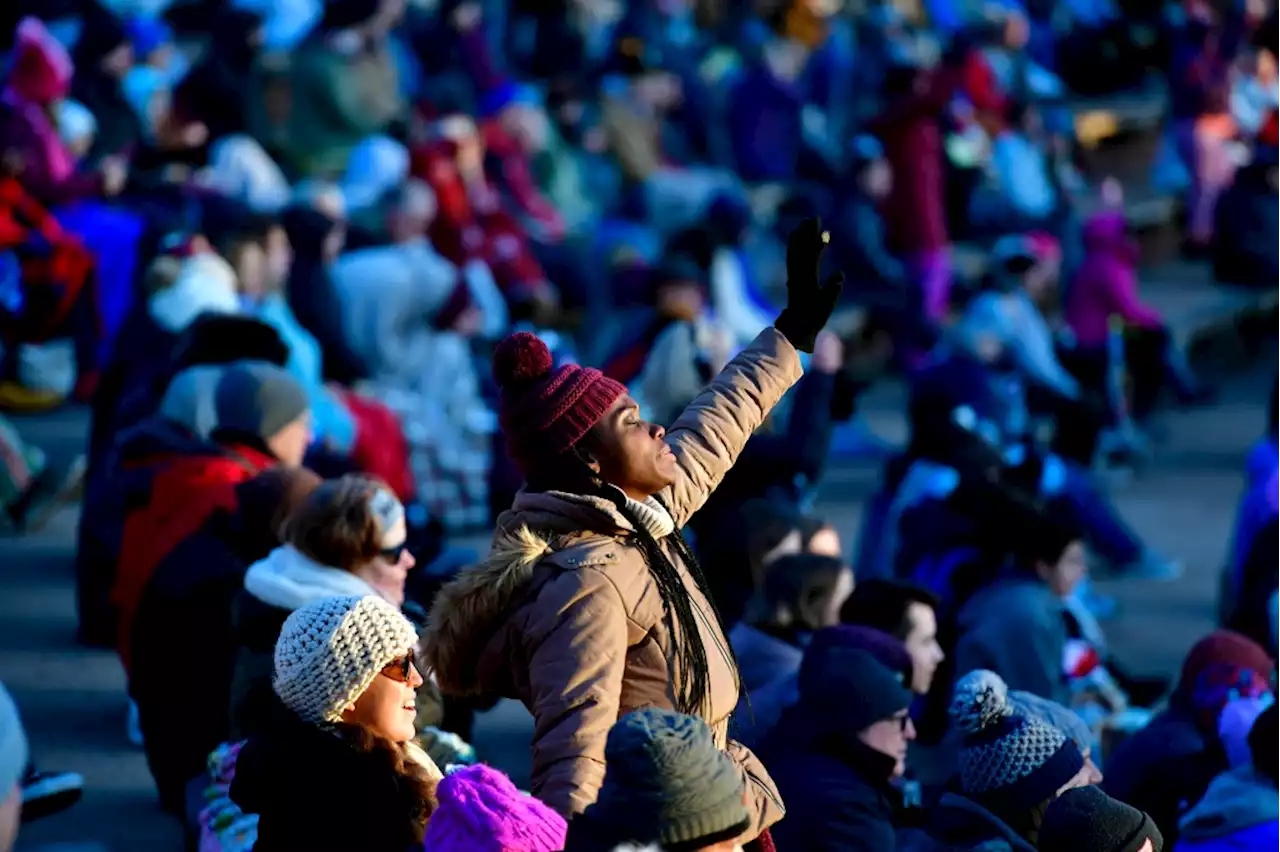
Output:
top-left (423, 764), bottom-right (567, 852)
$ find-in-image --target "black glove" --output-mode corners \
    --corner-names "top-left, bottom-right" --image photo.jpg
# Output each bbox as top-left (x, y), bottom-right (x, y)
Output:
top-left (774, 217), bottom-right (845, 353)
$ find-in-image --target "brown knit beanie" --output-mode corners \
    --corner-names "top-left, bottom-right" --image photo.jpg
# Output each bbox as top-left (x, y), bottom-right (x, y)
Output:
top-left (492, 332), bottom-right (626, 476)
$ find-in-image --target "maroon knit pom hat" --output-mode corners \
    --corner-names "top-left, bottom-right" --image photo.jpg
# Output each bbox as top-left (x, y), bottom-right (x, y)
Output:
top-left (493, 332), bottom-right (627, 476)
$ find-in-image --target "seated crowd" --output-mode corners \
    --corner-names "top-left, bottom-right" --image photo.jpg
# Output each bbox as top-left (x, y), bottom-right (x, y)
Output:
top-left (0, 0), bottom-right (1275, 851)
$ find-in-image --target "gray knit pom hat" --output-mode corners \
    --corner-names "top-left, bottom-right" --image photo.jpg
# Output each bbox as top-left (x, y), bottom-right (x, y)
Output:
top-left (273, 595), bottom-right (419, 724)
top-left (576, 708), bottom-right (749, 849)
top-left (950, 670), bottom-right (1085, 813)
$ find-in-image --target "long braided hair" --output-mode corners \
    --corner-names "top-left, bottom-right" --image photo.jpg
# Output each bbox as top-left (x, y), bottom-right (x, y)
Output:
top-left (529, 455), bottom-right (739, 720)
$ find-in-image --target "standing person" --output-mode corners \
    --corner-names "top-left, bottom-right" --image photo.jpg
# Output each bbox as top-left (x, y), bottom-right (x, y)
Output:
top-left (424, 220), bottom-right (844, 841)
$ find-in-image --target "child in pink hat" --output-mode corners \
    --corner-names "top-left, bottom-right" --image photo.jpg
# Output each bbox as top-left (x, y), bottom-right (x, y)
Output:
top-left (423, 764), bottom-right (566, 852)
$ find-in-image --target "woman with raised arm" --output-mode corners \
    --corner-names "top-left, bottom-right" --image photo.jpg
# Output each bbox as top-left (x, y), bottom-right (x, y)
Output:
top-left (423, 220), bottom-right (842, 844)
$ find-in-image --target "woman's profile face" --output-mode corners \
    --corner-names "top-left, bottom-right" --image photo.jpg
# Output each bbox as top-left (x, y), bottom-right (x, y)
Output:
top-left (342, 652), bottom-right (423, 743)
top-left (353, 516), bottom-right (414, 606)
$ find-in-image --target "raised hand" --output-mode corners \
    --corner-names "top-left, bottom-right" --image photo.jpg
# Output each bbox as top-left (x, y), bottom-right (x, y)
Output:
top-left (774, 217), bottom-right (844, 353)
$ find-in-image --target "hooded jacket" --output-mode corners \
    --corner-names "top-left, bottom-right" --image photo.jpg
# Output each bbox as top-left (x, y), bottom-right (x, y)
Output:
top-left (953, 576), bottom-right (1071, 707)
top-left (1175, 766), bottom-right (1280, 851)
top-left (1065, 212), bottom-right (1163, 349)
top-left (423, 328), bottom-right (801, 838)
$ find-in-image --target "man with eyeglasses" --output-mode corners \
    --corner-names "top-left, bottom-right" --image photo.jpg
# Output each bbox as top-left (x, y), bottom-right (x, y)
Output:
top-left (762, 633), bottom-right (918, 852)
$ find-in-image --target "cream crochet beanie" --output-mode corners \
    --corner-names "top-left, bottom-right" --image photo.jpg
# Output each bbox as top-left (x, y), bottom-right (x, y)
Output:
top-left (273, 595), bottom-right (419, 725)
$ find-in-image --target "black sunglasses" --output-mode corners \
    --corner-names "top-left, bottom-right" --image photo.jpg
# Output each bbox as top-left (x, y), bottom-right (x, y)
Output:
top-left (379, 541), bottom-right (409, 563)
top-left (382, 648), bottom-right (416, 683)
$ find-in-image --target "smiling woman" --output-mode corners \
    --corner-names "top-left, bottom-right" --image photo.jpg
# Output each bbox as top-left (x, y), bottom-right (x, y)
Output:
top-left (424, 219), bottom-right (845, 847)
top-left (228, 595), bottom-right (441, 852)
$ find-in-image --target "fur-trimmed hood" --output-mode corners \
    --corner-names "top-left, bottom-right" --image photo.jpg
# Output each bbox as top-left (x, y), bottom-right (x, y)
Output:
top-left (422, 489), bottom-right (639, 698)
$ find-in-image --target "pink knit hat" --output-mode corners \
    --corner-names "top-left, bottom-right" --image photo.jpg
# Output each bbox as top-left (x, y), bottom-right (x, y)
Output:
top-left (423, 764), bottom-right (567, 852)
top-left (493, 332), bottom-right (626, 476)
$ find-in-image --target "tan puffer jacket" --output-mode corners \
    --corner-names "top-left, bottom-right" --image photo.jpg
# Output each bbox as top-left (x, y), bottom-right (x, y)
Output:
top-left (424, 328), bottom-right (803, 840)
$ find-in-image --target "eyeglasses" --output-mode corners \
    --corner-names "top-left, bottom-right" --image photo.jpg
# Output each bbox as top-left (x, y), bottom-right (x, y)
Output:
top-left (379, 541), bottom-right (409, 563)
top-left (382, 648), bottom-right (416, 683)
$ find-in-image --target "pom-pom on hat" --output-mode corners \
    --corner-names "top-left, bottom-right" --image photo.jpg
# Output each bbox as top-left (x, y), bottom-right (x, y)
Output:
top-left (493, 332), bottom-right (626, 476)
top-left (422, 764), bottom-right (567, 852)
top-left (273, 595), bottom-right (418, 725)
top-left (950, 670), bottom-right (1084, 813)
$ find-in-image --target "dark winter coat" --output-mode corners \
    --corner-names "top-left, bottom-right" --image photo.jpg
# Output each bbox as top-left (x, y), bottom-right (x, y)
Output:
top-left (130, 515), bottom-right (251, 812)
top-left (230, 708), bottom-right (430, 852)
top-left (1104, 707), bottom-right (1227, 846)
top-left (764, 709), bottom-right (902, 852)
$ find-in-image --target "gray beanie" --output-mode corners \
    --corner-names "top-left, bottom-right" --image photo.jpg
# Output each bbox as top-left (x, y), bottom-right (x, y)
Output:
top-left (1009, 689), bottom-right (1092, 756)
top-left (273, 595), bottom-right (419, 725)
top-left (213, 363), bottom-right (309, 444)
top-left (0, 681), bottom-right (28, 797)
top-left (577, 708), bottom-right (748, 849)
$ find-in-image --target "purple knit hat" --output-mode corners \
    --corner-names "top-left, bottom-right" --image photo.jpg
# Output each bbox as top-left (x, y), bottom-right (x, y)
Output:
top-left (423, 764), bottom-right (567, 852)
top-left (493, 332), bottom-right (626, 476)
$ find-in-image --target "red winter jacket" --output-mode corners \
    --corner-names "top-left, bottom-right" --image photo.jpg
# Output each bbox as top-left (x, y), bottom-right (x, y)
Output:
top-left (112, 419), bottom-right (275, 673)
top-left (411, 142), bottom-right (549, 303)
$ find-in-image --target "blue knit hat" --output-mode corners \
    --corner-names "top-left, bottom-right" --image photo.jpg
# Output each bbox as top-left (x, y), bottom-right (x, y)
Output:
top-left (951, 670), bottom-right (1084, 813)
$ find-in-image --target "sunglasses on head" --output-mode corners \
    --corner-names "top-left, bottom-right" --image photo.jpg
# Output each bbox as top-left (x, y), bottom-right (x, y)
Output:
top-left (382, 648), bottom-right (416, 683)
top-left (379, 541), bottom-right (409, 563)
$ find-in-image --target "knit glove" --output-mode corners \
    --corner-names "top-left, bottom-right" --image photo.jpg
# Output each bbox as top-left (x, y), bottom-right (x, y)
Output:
top-left (773, 217), bottom-right (845, 353)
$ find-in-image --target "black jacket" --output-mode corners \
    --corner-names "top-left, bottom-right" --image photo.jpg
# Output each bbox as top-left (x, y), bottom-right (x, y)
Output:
top-left (131, 517), bottom-right (249, 812)
top-left (231, 709), bottom-right (429, 852)
top-left (763, 709), bottom-right (902, 852)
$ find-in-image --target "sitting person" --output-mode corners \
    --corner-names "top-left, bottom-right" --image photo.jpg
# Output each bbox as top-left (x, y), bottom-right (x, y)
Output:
top-left (422, 764), bottom-right (567, 852)
top-left (1212, 144), bottom-right (1279, 286)
top-left (229, 595), bottom-right (441, 851)
top-left (955, 235), bottom-right (1105, 465)
top-left (1175, 702), bottom-right (1278, 851)
top-left (729, 552), bottom-right (855, 748)
top-left (228, 474), bottom-right (418, 741)
top-left (1040, 786), bottom-right (1164, 852)
top-left (243, 214), bottom-right (414, 497)
top-left (1105, 631), bottom-right (1275, 846)
top-left (842, 578), bottom-right (948, 698)
top-left (111, 363), bottom-right (311, 676)
top-left (562, 707), bottom-right (755, 852)
top-left (954, 513), bottom-right (1087, 706)
top-left (130, 466), bottom-right (322, 813)
top-left (764, 641), bottom-right (917, 852)
top-left (924, 670), bottom-right (1093, 851)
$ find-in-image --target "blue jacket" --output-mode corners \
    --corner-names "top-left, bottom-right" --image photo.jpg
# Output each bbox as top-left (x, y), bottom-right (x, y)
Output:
top-left (1175, 767), bottom-right (1279, 852)
top-left (728, 623), bottom-right (804, 751)
top-left (954, 576), bottom-right (1070, 707)
top-left (1228, 438), bottom-right (1278, 591)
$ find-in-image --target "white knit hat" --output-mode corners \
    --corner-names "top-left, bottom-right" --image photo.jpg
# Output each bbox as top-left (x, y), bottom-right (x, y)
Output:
top-left (272, 595), bottom-right (419, 725)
